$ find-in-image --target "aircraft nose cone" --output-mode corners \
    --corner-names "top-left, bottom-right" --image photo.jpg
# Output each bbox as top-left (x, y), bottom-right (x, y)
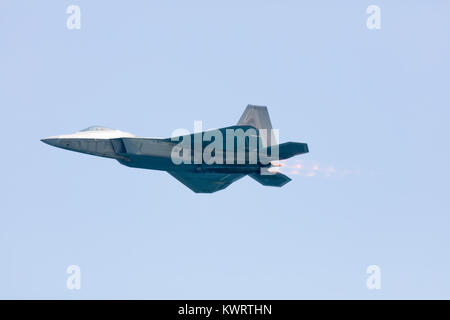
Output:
top-left (41, 138), bottom-right (59, 147)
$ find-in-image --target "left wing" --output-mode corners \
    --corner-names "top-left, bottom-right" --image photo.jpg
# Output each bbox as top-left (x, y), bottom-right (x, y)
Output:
top-left (168, 172), bottom-right (246, 193)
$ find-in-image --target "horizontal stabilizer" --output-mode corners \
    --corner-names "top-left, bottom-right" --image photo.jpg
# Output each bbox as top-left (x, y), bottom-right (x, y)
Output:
top-left (249, 172), bottom-right (291, 187)
top-left (278, 142), bottom-right (309, 160)
top-left (264, 142), bottom-right (309, 160)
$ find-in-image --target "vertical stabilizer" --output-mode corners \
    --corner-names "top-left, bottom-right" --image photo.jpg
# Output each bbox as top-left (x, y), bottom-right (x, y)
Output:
top-left (237, 105), bottom-right (278, 147)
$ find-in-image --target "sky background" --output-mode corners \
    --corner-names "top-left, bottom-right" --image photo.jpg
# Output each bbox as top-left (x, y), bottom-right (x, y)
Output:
top-left (1, 0), bottom-right (450, 299)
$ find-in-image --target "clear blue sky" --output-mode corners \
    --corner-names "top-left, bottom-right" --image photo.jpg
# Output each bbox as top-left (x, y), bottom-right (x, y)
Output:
top-left (1, 0), bottom-right (449, 299)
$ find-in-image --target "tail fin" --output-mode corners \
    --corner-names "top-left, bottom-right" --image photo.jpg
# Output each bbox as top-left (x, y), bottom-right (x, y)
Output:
top-left (249, 172), bottom-right (291, 187)
top-left (238, 105), bottom-right (277, 147)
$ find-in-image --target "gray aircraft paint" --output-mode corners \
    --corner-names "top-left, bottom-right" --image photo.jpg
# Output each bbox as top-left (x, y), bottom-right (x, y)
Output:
top-left (42, 105), bottom-right (309, 193)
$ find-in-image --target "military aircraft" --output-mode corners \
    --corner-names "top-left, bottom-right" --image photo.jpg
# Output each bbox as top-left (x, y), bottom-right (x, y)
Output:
top-left (41, 105), bottom-right (309, 193)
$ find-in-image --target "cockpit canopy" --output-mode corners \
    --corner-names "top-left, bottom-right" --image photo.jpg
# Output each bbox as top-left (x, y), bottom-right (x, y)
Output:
top-left (80, 126), bottom-right (114, 132)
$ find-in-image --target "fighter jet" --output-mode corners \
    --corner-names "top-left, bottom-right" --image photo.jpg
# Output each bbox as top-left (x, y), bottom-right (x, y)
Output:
top-left (41, 105), bottom-right (309, 193)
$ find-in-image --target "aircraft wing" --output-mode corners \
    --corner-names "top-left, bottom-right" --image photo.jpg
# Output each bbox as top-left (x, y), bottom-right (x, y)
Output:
top-left (168, 172), bottom-right (246, 193)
